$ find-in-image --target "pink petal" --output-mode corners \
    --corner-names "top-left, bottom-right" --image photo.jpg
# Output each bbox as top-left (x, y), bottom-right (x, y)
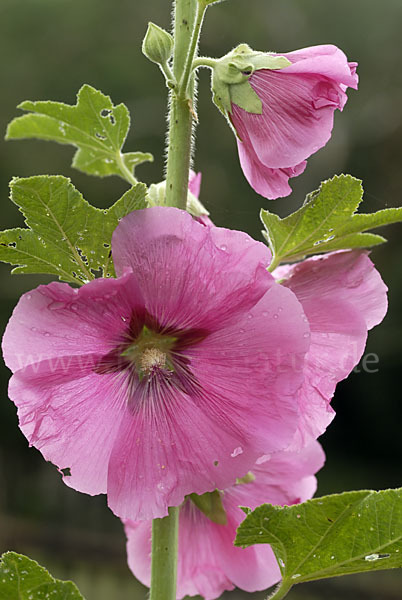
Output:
top-left (283, 45), bottom-right (359, 88)
top-left (188, 170), bottom-right (202, 198)
top-left (112, 207), bottom-right (272, 331)
top-left (2, 272), bottom-right (143, 495)
top-left (9, 356), bottom-right (126, 495)
top-left (236, 132), bottom-right (307, 199)
top-left (2, 272), bottom-right (143, 372)
top-left (276, 251), bottom-right (388, 446)
top-left (215, 492), bottom-right (280, 592)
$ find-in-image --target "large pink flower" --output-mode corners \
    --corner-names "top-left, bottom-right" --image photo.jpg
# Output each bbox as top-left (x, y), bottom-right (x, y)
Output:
top-left (124, 441), bottom-right (325, 600)
top-left (274, 250), bottom-right (388, 448)
top-left (231, 45), bottom-right (358, 199)
top-left (2, 207), bottom-right (311, 521)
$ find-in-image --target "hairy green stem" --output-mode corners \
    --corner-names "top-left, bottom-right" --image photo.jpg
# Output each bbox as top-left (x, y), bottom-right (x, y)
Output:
top-left (165, 0), bottom-right (201, 209)
top-left (192, 56), bottom-right (218, 70)
top-left (150, 507), bottom-right (180, 600)
top-left (266, 580), bottom-right (293, 600)
top-left (179, 2), bottom-right (207, 95)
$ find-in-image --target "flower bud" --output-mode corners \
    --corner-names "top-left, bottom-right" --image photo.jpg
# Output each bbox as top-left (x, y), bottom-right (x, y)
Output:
top-left (142, 22), bottom-right (173, 66)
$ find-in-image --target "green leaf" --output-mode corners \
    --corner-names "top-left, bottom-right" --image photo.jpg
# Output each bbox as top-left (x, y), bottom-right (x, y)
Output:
top-left (189, 490), bottom-right (228, 525)
top-left (0, 176), bottom-right (147, 284)
top-left (262, 175), bottom-right (402, 271)
top-left (0, 551), bottom-right (85, 599)
top-left (6, 85), bottom-right (153, 183)
top-left (235, 488), bottom-right (402, 591)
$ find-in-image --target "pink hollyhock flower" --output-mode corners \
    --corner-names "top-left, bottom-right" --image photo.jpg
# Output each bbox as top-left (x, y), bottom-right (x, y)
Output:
top-left (231, 45), bottom-right (358, 199)
top-left (124, 441), bottom-right (325, 600)
top-left (2, 207), bottom-right (311, 521)
top-left (274, 250), bottom-right (388, 448)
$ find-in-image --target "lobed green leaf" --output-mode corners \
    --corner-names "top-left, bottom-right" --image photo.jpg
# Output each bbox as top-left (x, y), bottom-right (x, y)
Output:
top-left (235, 488), bottom-right (402, 589)
top-left (0, 176), bottom-right (147, 284)
top-left (262, 174), bottom-right (402, 270)
top-left (6, 85), bottom-right (153, 183)
top-left (0, 551), bottom-right (85, 599)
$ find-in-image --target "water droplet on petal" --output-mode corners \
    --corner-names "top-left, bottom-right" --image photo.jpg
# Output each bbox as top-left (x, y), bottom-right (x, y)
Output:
top-left (303, 332), bottom-right (310, 338)
top-left (220, 244), bottom-right (227, 251)
top-left (231, 446), bottom-right (243, 457)
top-left (273, 313), bottom-right (279, 319)
top-left (49, 301), bottom-right (65, 310)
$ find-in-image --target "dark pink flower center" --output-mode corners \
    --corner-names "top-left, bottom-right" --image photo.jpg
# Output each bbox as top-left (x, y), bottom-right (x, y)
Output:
top-left (94, 309), bottom-right (209, 403)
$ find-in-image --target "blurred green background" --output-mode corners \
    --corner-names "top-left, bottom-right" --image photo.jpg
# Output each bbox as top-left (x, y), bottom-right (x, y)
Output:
top-left (0, 0), bottom-right (401, 598)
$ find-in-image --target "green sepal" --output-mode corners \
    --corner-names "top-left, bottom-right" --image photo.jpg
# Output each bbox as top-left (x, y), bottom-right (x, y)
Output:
top-left (6, 85), bottom-right (153, 183)
top-left (0, 175), bottom-right (147, 284)
top-left (235, 488), bottom-right (402, 587)
top-left (230, 81), bottom-right (262, 114)
top-left (147, 180), bottom-right (210, 219)
top-left (262, 174), bottom-right (402, 271)
top-left (142, 22), bottom-right (174, 66)
top-left (210, 43), bottom-right (291, 118)
top-left (0, 551), bottom-right (85, 599)
top-left (189, 490), bottom-right (228, 525)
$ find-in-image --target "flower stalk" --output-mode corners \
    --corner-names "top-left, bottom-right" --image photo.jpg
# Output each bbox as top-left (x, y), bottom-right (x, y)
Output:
top-left (150, 507), bottom-right (180, 600)
top-left (165, 0), bottom-right (204, 209)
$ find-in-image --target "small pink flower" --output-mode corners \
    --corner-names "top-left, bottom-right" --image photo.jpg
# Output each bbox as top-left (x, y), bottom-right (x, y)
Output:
top-left (188, 169), bottom-right (214, 227)
top-left (2, 207), bottom-right (311, 521)
top-left (274, 250), bottom-right (388, 448)
top-left (188, 170), bottom-right (202, 199)
top-left (231, 45), bottom-right (358, 199)
top-left (124, 441), bottom-right (325, 600)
